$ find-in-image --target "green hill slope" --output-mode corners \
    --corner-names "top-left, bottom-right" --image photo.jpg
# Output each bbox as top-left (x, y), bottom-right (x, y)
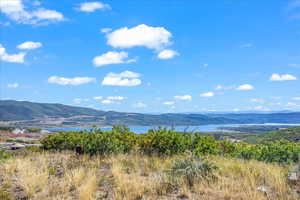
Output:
top-left (247, 126), bottom-right (300, 143)
top-left (0, 100), bottom-right (238, 126)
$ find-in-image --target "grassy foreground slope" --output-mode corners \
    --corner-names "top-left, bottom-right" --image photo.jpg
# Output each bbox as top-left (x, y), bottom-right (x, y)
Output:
top-left (1, 127), bottom-right (300, 199)
top-left (0, 151), bottom-right (298, 200)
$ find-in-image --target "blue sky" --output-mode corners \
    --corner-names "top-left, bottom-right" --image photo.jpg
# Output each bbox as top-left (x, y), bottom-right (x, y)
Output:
top-left (1, 0), bottom-right (300, 113)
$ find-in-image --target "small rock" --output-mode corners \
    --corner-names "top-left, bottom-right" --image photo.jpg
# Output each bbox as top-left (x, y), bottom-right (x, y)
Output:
top-left (288, 172), bottom-right (299, 181)
top-left (257, 186), bottom-right (269, 193)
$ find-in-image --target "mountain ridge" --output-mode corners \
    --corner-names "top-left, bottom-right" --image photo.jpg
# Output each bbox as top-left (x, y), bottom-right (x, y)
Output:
top-left (1, 100), bottom-right (300, 127)
top-left (0, 100), bottom-right (238, 126)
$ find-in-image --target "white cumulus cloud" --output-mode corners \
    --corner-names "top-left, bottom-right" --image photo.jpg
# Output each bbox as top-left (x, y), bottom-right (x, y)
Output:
top-left (163, 101), bottom-right (175, 105)
top-left (107, 96), bottom-right (125, 101)
top-left (157, 49), bottom-right (179, 59)
top-left (100, 96), bottom-right (125, 104)
top-left (73, 98), bottom-right (89, 104)
top-left (48, 76), bottom-right (96, 86)
top-left (0, 0), bottom-right (65, 25)
top-left (77, 1), bottom-right (110, 12)
top-left (93, 96), bottom-right (103, 100)
top-left (269, 73), bottom-right (297, 81)
top-left (102, 71), bottom-right (142, 87)
top-left (106, 24), bottom-right (172, 50)
top-left (215, 85), bottom-right (234, 90)
top-left (292, 97), bottom-right (300, 101)
top-left (174, 95), bottom-right (192, 101)
top-left (100, 28), bottom-right (112, 33)
top-left (93, 51), bottom-right (136, 67)
top-left (236, 84), bottom-right (254, 91)
top-left (101, 99), bottom-right (114, 104)
top-left (200, 92), bottom-right (214, 97)
top-left (17, 41), bottom-right (42, 50)
top-left (0, 44), bottom-right (25, 63)
top-left (7, 83), bottom-right (19, 88)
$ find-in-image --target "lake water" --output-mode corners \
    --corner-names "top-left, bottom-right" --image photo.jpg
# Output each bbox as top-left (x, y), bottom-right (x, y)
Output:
top-left (48, 123), bottom-right (300, 134)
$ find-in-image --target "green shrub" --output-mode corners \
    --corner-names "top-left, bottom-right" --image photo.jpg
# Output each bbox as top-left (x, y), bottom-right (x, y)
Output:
top-left (138, 127), bottom-right (192, 155)
top-left (40, 126), bottom-right (300, 164)
top-left (168, 156), bottom-right (217, 187)
top-left (0, 151), bottom-right (11, 160)
top-left (41, 126), bottom-right (137, 155)
top-left (234, 140), bottom-right (300, 164)
top-left (191, 135), bottom-right (219, 156)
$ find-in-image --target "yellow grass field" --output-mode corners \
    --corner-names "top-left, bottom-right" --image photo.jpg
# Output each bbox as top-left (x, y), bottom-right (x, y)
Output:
top-left (0, 151), bottom-right (299, 200)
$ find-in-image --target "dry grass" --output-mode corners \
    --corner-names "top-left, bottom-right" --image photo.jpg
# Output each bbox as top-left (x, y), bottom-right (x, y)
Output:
top-left (0, 151), bottom-right (298, 200)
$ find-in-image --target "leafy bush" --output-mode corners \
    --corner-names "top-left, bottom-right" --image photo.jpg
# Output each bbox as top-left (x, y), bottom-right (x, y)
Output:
top-left (192, 135), bottom-right (219, 156)
top-left (0, 151), bottom-right (11, 160)
top-left (168, 156), bottom-right (217, 187)
top-left (41, 126), bottom-right (137, 155)
top-left (41, 126), bottom-right (300, 164)
top-left (138, 127), bottom-right (192, 155)
top-left (234, 141), bottom-right (300, 164)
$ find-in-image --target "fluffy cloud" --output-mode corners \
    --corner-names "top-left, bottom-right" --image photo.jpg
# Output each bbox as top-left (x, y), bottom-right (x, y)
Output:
top-left (106, 24), bottom-right (172, 50)
top-left (157, 49), bottom-right (179, 59)
top-left (215, 85), bottom-right (234, 90)
top-left (48, 76), bottom-right (96, 86)
top-left (93, 96), bottom-right (103, 100)
top-left (163, 101), bottom-right (175, 105)
top-left (269, 73), bottom-right (297, 81)
top-left (101, 28), bottom-right (112, 33)
top-left (7, 83), bottom-right (19, 88)
top-left (101, 99), bottom-right (114, 104)
top-left (77, 1), bottom-right (110, 12)
top-left (17, 41), bottom-right (42, 50)
top-left (102, 71), bottom-right (142, 86)
top-left (292, 97), bottom-right (300, 101)
top-left (0, 0), bottom-right (65, 25)
top-left (100, 96), bottom-right (125, 104)
top-left (0, 44), bottom-right (25, 63)
top-left (93, 51), bottom-right (136, 67)
top-left (73, 98), bottom-right (89, 104)
top-left (174, 95), bottom-right (192, 101)
top-left (200, 92), bottom-right (214, 97)
top-left (236, 84), bottom-right (254, 91)
top-left (107, 96), bottom-right (125, 100)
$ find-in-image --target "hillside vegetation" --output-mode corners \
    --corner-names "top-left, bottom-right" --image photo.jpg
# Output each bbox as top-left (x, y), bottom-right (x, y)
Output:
top-left (40, 127), bottom-right (300, 164)
top-left (1, 127), bottom-right (300, 199)
top-left (247, 126), bottom-right (300, 143)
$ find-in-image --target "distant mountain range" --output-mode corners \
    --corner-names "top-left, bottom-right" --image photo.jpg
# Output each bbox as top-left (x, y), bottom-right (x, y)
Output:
top-left (0, 100), bottom-right (237, 127)
top-left (0, 100), bottom-right (300, 128)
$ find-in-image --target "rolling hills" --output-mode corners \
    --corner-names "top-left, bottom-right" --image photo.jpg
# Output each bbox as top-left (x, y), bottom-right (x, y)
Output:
top-left (1, 100), bottom-right (300, 127)
top-left (0, 100), bottom-right (237, 127)
top-left (245, 126), bottom-right (300, 143)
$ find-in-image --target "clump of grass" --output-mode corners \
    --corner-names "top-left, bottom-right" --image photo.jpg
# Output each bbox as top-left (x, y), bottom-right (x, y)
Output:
top-left (0, 186), bottom-right (12, 200)
top-left (169, 156), bottom-right (217, 187)
top-left (0, 151), bottom-right (11, 160)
